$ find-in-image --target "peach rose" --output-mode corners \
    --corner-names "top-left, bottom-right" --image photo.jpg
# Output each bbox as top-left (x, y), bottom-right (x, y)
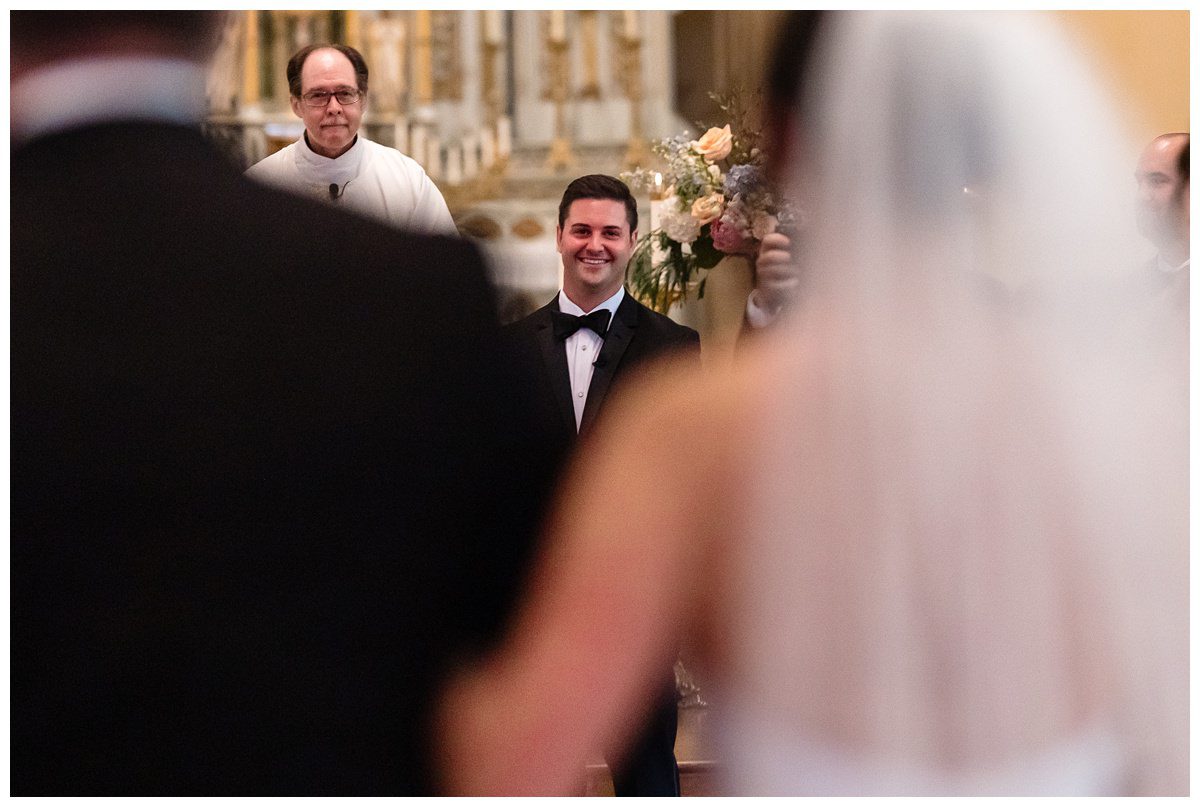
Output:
top-left (690, 125), bottom-right (733, 163)
top-left (690, 192), bottom-right (725, 225)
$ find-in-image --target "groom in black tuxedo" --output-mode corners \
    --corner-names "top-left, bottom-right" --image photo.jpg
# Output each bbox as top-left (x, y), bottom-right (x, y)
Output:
top-left (11, 11), bottom-right (550, 795)
top-left (504, 175), bottom-right (699, 795)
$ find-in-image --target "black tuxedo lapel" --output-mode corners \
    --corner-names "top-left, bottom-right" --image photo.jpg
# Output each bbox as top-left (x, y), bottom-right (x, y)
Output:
top-left (532, 300), bottom-right (579, 438)
top-left (579, 293), bottom-right (639, 435)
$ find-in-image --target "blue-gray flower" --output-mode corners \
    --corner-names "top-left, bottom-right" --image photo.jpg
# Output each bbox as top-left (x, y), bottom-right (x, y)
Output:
top-left (724, 164), bottom-right (763, 197)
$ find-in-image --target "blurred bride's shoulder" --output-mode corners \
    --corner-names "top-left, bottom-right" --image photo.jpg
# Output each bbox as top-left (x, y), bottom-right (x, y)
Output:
top-left (591, 324), bottom-right (835, 478)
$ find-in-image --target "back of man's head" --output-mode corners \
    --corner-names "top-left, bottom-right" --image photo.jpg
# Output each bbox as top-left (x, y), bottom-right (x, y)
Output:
top-left (11, 11), bottom-right (223, 74)
top-left (763, 11), bottom-right (827, 183)
top-left (557, 174), bottom-right (638, 232)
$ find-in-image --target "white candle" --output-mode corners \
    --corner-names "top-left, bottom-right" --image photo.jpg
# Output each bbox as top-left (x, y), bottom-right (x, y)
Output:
top-left (446, 145), bottom-right (463, 186)
top-left (393, 115), bottom-right (409, 156)
top-left (393, 19), bottom-right (408, 96)
top-left (622, 10), bottom-right (639, 40)
top-left (414, 11), bottom-right (432, 103)
top-left (480, 124), bottom-right (495, 169)
top-left (483, 10), bottom-right (502, 46)
top-left (426, 135), bottom-right (441, 179)
top-left (410, 127), bottom-right (426, 173)
top-left (497, 115), bottom-right (512, 159)
top-left (461, 133), bottom-right (479, 180)
top-left (548, 10), bottom-right (565, 44)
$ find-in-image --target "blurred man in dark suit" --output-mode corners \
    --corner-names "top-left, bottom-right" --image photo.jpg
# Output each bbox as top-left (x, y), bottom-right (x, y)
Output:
top-left (11, 11), bottom-right (549, 795)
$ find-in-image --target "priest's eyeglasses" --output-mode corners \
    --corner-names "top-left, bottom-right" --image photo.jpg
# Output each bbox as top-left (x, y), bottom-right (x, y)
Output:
top-left (301, 89), bottom-right (362, 107)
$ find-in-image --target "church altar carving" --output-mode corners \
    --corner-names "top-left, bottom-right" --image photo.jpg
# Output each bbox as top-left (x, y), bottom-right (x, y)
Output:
top-left (203, 10), bottom-right (777, 319)
top-left (204, 11), bottom-right (680, 182)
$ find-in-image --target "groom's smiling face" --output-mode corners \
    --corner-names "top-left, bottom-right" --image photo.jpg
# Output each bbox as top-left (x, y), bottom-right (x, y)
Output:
top-left (557, 198), bottom-right (637, 307)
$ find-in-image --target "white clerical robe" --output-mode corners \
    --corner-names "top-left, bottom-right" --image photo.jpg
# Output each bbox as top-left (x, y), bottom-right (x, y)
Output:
top-left (245, 134), bottom-right (457, 235)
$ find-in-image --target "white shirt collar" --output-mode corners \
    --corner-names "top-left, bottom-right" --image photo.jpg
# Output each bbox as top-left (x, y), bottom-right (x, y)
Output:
top-left (294, 132), bottom-right (365, 186)
top-left (11, 56), bottom-right (207, 146)
top-left (558, 287), bottom-right (625, 318)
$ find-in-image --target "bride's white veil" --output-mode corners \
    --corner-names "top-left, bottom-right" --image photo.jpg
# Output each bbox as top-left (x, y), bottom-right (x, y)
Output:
top-left (721, 12), bottom-right (1186, 795)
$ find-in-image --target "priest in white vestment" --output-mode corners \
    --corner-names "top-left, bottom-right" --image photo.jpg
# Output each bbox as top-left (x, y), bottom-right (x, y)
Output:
top-left (245, 44), bottom-right (456, 236)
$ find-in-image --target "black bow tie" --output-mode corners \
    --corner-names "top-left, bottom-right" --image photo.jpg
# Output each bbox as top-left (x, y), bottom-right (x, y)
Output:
top-left (551, 308), bottom-right (612, 341)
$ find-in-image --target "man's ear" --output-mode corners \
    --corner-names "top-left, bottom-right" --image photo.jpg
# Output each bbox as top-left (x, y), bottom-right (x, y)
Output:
top-left (289, 95), bottom-right (303, 119)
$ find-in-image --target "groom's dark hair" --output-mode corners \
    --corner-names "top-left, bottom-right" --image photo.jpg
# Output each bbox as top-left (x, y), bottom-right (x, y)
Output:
top-left (558, 174), bottom-right (638, 233)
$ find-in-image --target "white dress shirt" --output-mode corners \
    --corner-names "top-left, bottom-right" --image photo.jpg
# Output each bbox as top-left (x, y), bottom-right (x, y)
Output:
top-left (11, 56), bottom-right (207, 145)
top-left (558, 287), bottom-right (624, 431)
top-left (744, 288), bottom-right (781, 329)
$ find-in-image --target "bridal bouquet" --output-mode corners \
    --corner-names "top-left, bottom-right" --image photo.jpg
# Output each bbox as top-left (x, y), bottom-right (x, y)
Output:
top-left (623, 98), bottom-right (795, 313)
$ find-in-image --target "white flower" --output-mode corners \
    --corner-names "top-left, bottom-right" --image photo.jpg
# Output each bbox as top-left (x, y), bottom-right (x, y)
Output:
top-left (660, 197), bottom-right (702, 243)
top-left (751, 211), bottom-right (778, 240)
top-left (721, 198), bottom-right (752, 235)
